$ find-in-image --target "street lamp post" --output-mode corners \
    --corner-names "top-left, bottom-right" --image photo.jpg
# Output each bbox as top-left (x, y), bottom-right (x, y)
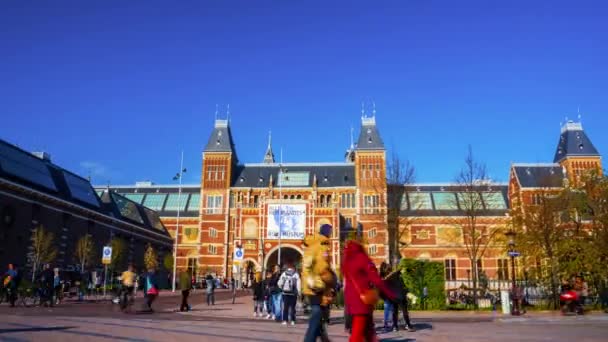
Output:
top-left (505, 230), bottom-right (520, 316)
top-left (172, 151), bottom-right (186, 292)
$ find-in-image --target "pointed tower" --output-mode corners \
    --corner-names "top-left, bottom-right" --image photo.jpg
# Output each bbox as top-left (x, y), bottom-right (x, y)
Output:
top-left (354, 108), bottom-right (388, 265)
top-left (554, 120), bottom-right (602, 185)
top-left (263, 131), bottom-right (275, 164)
top-left (200, 118), bottom-right (237, 277)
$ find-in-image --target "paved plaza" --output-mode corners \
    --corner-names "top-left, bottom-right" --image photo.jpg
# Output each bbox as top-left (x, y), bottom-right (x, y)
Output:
top-left (1, 290), bottom-right (607, 342)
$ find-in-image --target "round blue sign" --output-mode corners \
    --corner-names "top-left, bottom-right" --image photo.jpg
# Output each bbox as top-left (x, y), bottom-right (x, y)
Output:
top-left (235, 249), bottom-right (243, 258)
top-left (103, 247), bottom-right (111, 256)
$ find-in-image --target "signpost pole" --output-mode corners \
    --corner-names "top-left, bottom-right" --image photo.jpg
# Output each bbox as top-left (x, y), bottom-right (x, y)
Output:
top-left (103, 264), bottom-right (108, 298)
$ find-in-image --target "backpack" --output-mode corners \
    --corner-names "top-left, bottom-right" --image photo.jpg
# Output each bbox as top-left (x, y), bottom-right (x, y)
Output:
top-left (281, 274), bottom-right (296, 294)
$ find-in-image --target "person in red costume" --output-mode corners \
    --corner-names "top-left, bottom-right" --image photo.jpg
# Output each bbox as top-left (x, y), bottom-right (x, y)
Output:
top-left (342, 238), bottom-right (396, 342)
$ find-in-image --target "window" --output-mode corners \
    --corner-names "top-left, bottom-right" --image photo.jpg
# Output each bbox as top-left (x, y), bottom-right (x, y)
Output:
top-left (363, 195), bottom-right (380, 214)
top-left (63, 172), bottom-right (100, 207)
top-left (344, 217), bottom-right (353, 227)
top-left (368, 244), bottom-right (377, 256)
top-left (187, 258), bottom-right (198, 278)
top-left (0, 143), bottom-right (57, 191)
top-left (341, 193), bottom-right (355, 208)
top-left (497, 259), bottom-right (509, 280)
top-left (445, 259), bottom-right (457, 281)
top-left (208, 245), bottom-right (217, 254)
top-left (123, 193), bottom-right (144, 204)
top-left (368, 228), bottom-right (377, 239)
top-left (183, 227), bottom-right (199, 242)
top-left (218, 165), bottom-right (225, 180)
top-left (143, 194), bottom-right (167, 211)
top-left (278, 171), bottom-right (309, 186)
top-left (206, 165), bottom-right (214, 180)
top-left (408, 192), bottom-right (433, 210)
top-left (209, 227), bottom-right (218, 238)
top-left (457, 192), bottom-right (483, 210)
top-left (532, 193), bottom-right (542, 205)
top-left (253, 195), bottom-right (259, 208)
top-left (433, 192), bottom-right (458, 210)
top-left (206, 195), bottom-right (223, 214)
top-left (319, 195), bottom-right (325, 207)
top-left (164, 193), bottom-right (188, 211)
top-left (375, 163), bottom-right (381, 178)
top-left (483, 192), bottom-right (507, 210)
top-left (187, 194), bottom-right (200, 212)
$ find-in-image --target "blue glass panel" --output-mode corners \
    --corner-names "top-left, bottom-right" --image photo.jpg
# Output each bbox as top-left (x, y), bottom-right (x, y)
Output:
top-left (164, 193), bottom-right (188, 211)
top-left (0, 143), bottom-right (57, 191)
top-left (408, 192), bottom-right (433, 210)
top-left (143, 194), bottom-right (167, 210)
top-left (63, 171), bottom-right (100, 207)
top-left (432, 192), bottom-right (458, 210)
top-left (278, 171), bottom-right (309, 187)
top-left (122, 193), bottom-right (144, 204)
top-left (483, 192), bottom-right (507, 210)
top-left (187, 194), bottom-right (200, 211)
top-left (457, 192), bottom-right (484, 210)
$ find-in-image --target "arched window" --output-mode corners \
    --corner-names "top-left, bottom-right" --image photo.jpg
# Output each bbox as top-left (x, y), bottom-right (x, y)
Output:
top-left (326, 195), bottom-right (331, 207)
top-left (319, 195), bottom-right (325, 207)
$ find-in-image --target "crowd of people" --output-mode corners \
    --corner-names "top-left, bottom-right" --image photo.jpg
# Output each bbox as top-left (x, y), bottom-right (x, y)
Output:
top-left (2, 223), bottom-right (418, 342)
top-left (244, 223), bottom-right (416, 342)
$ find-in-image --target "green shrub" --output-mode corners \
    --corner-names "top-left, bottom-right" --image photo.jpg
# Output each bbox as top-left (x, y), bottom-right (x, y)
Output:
top-left (399, 258), bottom-right (446, 310)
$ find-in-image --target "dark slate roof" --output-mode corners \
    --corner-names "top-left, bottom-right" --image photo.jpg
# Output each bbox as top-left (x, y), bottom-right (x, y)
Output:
top-left (512, 164), bottom-right (565, 188)
top-left (0, 138), bottom-right (170, 239)
top-left (232, 163), bottom-right (356, 188)
top-left (390, 183), bottom-right (509, 217)
top-left (554, 121), bottom-right (600, 163)
top-left (94, 184), bottom-right (201, 218)
top-left (204, 119), bottom-right (237, 154)
top-left (356, 116), bottom-right (385, 150)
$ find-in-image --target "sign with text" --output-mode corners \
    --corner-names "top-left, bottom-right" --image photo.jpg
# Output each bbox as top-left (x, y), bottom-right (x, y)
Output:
top-left (267, 204), bottom-right (306, 240)
top-left (102, 246), bottom-right (112, 265)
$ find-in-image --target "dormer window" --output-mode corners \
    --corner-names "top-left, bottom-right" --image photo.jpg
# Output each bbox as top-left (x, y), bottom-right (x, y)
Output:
top-left (240, 177), bottom-right (245, 183)
top-left (259, 177), bottom-right (263, 183)
top-left (368, 137), bottom-right (372, 143)
top-left (579, 144), bottom-right (584, 150)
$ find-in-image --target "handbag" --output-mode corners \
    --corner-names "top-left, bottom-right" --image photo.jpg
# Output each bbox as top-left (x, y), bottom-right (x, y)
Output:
top-left (347, 270), bottom-right (379, 306)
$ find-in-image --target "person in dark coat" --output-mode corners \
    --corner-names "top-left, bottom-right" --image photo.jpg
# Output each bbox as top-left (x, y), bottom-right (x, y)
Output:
top-left (384, 268), bottom-right (415, 332)
top-left (179, 270), bottom-right (192, 312)
top-left (39, 264), bottom-right (55, 307)
top-left (252, 272), bottom-right (265, 317)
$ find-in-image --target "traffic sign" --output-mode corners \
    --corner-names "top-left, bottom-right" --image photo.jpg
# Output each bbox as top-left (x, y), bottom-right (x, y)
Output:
top-left (508, 251), bottom-right (521, 257)
top-left (102, 246), bottom-right (112, 265)
top-left (234, 247), bottom-right (244, 261)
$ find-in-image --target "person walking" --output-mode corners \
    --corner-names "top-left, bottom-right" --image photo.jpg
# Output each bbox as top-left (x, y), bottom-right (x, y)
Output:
top-left (179, 269), bottom-right (192, 312)
top-left (120, 264), bottom-right (136, 312)
top-left (269, 265), bottom-right (283, 321)
top-left (342, 237), bottom-right (395, 342)
top-left (252, 272), bottom-right (265, 317)
top-left (278, 263), bottom-right (301, 325)
top-left (205, 274), bottom-right (216, 306)
top-left (53, 268), bottom-right (62, 305)
top-left (383, 267), bottom-right (415, 332)
top-left (302, 224), bottom-right (337, 342)
top-left (263, 270), bottom-right (273, 319)
top-left (39, 264), bottom-right (54, 307)
top-left (3, 264), bottom-right (20, 307)
top-left (143, 267), bottom-right (159, 312)
top-left (379, 262), bottom-right (394, 332)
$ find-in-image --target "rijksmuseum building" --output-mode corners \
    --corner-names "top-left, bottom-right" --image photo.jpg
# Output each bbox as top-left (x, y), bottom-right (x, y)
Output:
top-left (99, 114), bottom-right (602, 286)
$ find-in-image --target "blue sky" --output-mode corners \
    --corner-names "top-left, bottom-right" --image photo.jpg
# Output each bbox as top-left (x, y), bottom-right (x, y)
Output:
top-left (1, 0), bottom-right (607, 185)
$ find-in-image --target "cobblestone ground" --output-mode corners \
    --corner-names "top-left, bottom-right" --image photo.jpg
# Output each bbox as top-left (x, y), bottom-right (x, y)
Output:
top-left (1, 292), bottom-right (607, 342)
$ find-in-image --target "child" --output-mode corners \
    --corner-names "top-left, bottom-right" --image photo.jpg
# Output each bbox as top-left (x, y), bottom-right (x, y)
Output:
top-left (252, 272), bottom-right (264, 317)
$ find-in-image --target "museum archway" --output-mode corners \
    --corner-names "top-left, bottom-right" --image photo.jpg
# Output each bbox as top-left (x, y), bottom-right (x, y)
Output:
top-left (264, 245), bottom-right (303, 273)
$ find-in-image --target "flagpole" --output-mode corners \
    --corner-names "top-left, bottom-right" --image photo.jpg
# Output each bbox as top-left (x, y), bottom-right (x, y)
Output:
top-left (278, 148), bottom-right (283, 268)
top-left (172, 151), bottom-right (184, 292)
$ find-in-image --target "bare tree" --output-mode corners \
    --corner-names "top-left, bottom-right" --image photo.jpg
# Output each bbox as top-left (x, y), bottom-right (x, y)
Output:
top-left (75, 234), bottom-right (95, 274)
top-left (512, 187), bottom-right (567, 309)
top-left (454, 146), bottom-right (501, 309)
top-left (385, 148), bottom-right (416, 267)
top-left (29, 225), bottom-right (57, 282)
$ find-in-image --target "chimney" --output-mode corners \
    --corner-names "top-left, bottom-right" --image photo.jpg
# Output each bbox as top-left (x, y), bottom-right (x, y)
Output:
top-left (32, 151), bottom-right (51, 162)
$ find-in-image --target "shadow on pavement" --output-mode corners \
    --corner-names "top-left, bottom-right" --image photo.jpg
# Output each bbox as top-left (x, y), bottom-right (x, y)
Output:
top-left (0, 326), bottom-right (76, 334)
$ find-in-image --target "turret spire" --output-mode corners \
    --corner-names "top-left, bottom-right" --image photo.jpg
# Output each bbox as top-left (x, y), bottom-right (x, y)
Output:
top-left (263, 130), bottom-right (275, 164)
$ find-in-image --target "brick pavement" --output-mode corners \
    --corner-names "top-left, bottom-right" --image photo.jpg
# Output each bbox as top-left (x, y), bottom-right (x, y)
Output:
top-left (1, 294), bottom-right (607, 341)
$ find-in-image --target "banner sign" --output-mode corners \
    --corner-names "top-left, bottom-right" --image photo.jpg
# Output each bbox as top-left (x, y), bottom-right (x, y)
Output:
top-left (267, 204), bottom-right (306, 239)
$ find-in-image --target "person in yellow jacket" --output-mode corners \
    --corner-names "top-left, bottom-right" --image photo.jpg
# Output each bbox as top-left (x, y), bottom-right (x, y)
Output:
top-left (303, 224), bottom-right (337, 342)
